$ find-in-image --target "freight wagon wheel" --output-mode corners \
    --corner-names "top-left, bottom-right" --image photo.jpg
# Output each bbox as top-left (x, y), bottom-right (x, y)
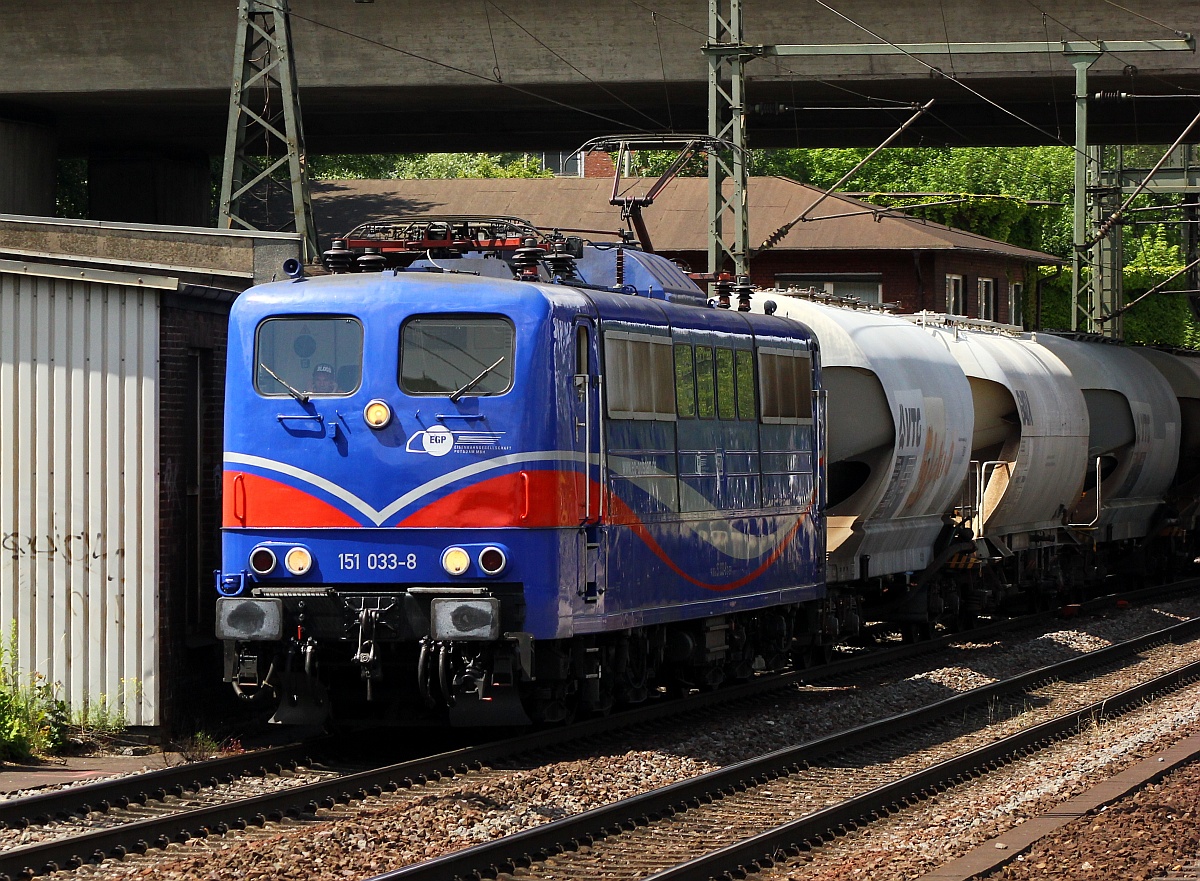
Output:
top-left (809, 642), bottom-right (834, 666)
top-left (791, 639), bottom-right (827, 669)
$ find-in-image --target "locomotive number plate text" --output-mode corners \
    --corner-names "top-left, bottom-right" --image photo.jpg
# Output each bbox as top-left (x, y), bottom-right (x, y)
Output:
top-left (339, 552), bottom-right (418, 571)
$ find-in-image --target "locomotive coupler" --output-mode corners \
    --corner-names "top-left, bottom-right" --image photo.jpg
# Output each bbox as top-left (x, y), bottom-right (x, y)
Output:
top-left (302, 637), bottom-right (318, 677)
top-left (353, 608), bottom-right (386, 701)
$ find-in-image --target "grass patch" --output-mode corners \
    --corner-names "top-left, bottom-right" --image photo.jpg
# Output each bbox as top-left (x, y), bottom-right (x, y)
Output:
top-left (175, 731), bottom-right (222, 762)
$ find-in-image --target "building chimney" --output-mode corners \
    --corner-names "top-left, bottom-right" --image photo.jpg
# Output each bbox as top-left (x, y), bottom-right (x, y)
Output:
top-left (583, 150), bottom-right (617, 179)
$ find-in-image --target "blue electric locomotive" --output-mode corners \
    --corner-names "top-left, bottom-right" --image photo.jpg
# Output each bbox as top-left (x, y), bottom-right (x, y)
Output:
top-left (215, 219), bottom-right (842, 725)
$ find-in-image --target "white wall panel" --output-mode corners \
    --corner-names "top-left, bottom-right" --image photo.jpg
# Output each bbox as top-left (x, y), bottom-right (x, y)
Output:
top-left (0, 268), bottom-right (161, 725)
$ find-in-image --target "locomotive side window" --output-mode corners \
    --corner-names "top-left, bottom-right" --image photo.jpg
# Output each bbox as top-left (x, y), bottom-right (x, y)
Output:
top-left (400, 316), bottom-right (514, 396)
top-left (255, 316), bottom-right (363, 397)
top-left (674, 344), bottom-right (696, 418)
top-left (735, 349), bottom-right (756, 420)
top-left (604, 331), bottom-right (675, 420)
top-left (694, 346), bottom-right (716, 419)
top-left (716, 348), bottom-right (737, 420)
top-left (758, 347), bottom-right (813, 423)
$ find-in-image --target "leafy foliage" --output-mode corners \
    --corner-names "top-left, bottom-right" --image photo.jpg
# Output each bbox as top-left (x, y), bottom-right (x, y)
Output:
top-left (0, 628), bottom-right (69, 762)
top-left (1035, 228), bottom-right (1194, 346)
top-left (633, 145), bottom-right (1076, 256)
top-left (635, 144), bottom-right (1197, 346)
top-left (72, 684), bottom-right (134, 740)
top-left (308, 152), bottom-right (552, 180)
top-left (55, 159), bottom-right (89, 220)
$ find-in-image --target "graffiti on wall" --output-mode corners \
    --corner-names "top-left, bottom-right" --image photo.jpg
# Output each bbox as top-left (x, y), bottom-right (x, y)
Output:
top-left (1, 528), bottom-right (125, 581)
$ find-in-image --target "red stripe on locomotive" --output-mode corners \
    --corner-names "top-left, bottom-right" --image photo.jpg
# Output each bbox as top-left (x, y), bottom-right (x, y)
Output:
top-left (397, 470), bottom-right (592, 528)
top-left (222, 471), bottom-right (359, 528)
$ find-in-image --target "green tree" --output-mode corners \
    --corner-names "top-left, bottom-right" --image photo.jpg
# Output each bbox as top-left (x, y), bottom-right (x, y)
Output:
top-left (308, 152), bottom-right (552, 180)
top-left (634, 145), bottom-right (1076, 256)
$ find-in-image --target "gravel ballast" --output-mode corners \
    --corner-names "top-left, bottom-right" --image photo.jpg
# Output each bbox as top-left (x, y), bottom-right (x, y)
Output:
top-left (55, 598), bottom-right (1200, 880)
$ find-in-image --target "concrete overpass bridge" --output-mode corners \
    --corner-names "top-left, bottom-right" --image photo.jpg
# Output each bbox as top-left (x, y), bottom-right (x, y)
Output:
top-left (3, 0), bottom-right (1198, 221)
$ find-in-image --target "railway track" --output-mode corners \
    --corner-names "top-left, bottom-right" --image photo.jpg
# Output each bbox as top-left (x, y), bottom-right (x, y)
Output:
top-left (0, 662), bottom-right (832, 881)
top-left (367, 614), bottom-right (1200, 881)
top-left (0, 583), bottom-right (1192, 881)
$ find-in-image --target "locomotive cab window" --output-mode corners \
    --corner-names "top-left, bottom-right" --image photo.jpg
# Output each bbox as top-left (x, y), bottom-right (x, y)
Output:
top-left (400, 316), bottom-right (514, 397)
top-left (255, 316), bottom-right (363, 397)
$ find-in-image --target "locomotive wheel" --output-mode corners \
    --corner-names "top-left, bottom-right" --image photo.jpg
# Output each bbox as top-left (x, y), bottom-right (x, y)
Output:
top-left (614, 633), bottom-right (651, 705)
top-left (523, 679), bottom-right (578, 725)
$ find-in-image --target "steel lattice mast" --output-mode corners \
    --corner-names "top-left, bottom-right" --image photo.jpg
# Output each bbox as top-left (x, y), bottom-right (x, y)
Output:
top-left (218, 0), bottom-right (319, 263)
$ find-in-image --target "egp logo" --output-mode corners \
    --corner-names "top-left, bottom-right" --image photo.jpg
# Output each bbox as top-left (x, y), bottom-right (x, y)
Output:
top-left (407, 425), bottom-right (454, 457)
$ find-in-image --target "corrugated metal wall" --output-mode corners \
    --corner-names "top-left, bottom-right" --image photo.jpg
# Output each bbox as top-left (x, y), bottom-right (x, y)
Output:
top-left (0, 263), bottom-right (162, 726)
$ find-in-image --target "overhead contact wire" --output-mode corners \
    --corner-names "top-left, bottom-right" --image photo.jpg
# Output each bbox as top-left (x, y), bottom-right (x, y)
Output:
top-left (484, 0), bottom-right (666, 130)
top-left (811, 0), bottom-right (1100, 156)
top-left (1099, 0), bottom-right (1191, 37)
top-left (260, 1), bottom-right (646, 132)
top-left (624, 0), bottom-right (914, 109)
top-left (1024, 0), bottom-right (1196, 96)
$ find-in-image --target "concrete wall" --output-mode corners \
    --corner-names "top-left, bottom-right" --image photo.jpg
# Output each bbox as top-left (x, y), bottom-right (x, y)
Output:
top-left (0, 215), bottom-right (301, 287)
top-left (4, 1), bottom-right (1188, 94)
top-left (1, 2), bottom-right (1194, 151)
top-left (0, 121), bottom-right (56, 216)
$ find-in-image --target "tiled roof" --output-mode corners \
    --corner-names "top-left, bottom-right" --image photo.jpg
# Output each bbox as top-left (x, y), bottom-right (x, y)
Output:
top-left (312, 176), bottom-right (1062, 264)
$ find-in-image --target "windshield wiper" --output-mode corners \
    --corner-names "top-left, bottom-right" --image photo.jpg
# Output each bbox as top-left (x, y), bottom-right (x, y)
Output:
top-left (259, 362), bottom-right (310, 403)
top-left (450, 356), bottom-right (505, 403)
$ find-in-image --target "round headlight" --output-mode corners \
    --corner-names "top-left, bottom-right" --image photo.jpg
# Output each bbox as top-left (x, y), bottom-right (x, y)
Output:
top-left (249, 546), bottom-right (277, 575)
top-left (364, 399), bottom-right (393, 429)
top-left (478, 546), bottom-right (507, 576)
top-left (284, 546), bottom-right (313, 576)
top-left (441, 546), bottom-right (471, 576)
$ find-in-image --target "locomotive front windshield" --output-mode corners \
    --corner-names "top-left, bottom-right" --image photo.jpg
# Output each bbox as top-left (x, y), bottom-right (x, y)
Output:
top-left (255, 316), bottom-right (363, 397)
top-left (400, 316), bottom-right (514, 396)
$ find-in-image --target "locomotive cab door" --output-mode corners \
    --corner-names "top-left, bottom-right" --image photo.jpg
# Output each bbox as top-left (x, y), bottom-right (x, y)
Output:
top-left (572, 317), bottom-right (603, 603)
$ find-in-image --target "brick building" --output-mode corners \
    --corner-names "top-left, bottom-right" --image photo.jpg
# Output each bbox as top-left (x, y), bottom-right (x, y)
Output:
top-left (314, 176), bottom-right (1061, 327)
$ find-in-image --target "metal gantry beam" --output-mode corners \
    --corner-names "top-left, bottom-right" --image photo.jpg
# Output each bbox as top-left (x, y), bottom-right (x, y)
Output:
top-left (702, 19), bottom-right (1192, 308)
top-left (732, 39), bottom-right (1196, 57)
top-left (218, 0), bottom-right (318, 263)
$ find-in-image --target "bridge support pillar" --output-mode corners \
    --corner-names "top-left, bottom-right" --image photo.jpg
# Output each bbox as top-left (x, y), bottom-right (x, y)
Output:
top-left (0, 120), bottom-right (57, 216)
top-left (89, 152), bottom-right (213, 227)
